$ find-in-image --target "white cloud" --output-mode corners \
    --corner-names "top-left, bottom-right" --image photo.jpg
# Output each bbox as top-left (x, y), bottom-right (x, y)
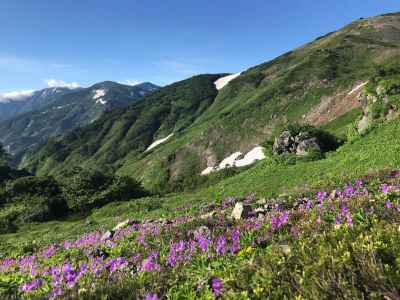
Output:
top-left (122, 79), bottom-right (143, 86)
top-left (0, 90), bottom-right (34, 103)
top-left (45, 79), bottom-right (80, 89)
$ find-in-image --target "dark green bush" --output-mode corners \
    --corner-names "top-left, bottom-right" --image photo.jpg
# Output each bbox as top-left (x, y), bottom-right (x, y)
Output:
top-left (61, 167), bottom-right (148, 212)
top-left (4, 176), bottom-right (61, 201)
top-left (18, 195), bottom-right (69, 223)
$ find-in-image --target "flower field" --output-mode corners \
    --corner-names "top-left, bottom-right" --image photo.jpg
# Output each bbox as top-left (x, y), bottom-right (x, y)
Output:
top-left (1, 171), bottom-right (400, 299)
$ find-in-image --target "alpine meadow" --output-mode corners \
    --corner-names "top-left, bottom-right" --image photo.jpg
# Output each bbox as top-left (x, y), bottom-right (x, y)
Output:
top-left (1, 4), bottom-right (400, 300)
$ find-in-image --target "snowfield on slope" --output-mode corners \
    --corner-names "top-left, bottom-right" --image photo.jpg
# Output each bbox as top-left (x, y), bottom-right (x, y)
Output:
top-left (93, 89), bottom-right (106, 100)
top-left (96, 99), bottom-right (107, 105)
top-left (146, 134), bottom-right (174, 152)
top-left (214, 73), bottom-right (241, 90)
top-left (201, 146), bottom-right (266, 175)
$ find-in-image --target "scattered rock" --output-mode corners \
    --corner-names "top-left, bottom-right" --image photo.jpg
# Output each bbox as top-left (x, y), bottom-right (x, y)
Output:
top-left (88, 247), bottom-right (107, 257)
top-left (256, 198), bottom-right (267, 205)
top-left (113, 219), bottom-right (131, 231)
top-left (231, 202), bottom-right (252, 220)
top-left (194, 226), bottom-right (211, 239)
top-left (85, 219), bottom-right (94, 226)
top-left (296, 137), bottom-right (320, 156)
top-left (254, 207), bottom-right (266, 214)
top-left (273, 130), bottom-right (295, 155)
top-left (357, 115), bottom-right (370, 133)
top-left (278, 244), bottom-right (291, 255)
top-left (200, 211), bottom-right (216, 220)
top-left (100, 230), bottom-right (114, 241)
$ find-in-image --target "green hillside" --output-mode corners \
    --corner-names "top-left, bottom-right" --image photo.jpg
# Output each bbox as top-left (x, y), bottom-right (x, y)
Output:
top-left (23, 13), bottom-right (400, 194)
top-left (22, 75), bottom-right (223, 177)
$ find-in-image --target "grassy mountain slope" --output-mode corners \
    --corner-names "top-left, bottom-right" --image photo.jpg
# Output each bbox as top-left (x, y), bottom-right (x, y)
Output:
top-left (0, 82), bottom-right (158, 164)
top-left (22, 13), bottom-right (400, 194)
top-left (3, 115), bottom-right (400, 250)
top-left (23, 75), bottom-right (223, 176)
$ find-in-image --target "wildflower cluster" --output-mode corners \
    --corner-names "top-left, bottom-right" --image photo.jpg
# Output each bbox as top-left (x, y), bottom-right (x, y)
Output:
top-left (0, 173), bottom-right (400, 299)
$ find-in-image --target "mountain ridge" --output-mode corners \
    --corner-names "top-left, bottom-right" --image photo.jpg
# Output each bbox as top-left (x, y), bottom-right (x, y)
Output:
top-left (0, 81), bottom-right (160, 164)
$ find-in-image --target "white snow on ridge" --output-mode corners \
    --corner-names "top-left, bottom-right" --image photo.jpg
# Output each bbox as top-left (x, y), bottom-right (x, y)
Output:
top-left (201, 146), bottom-right (266, 176)
top-left (146, 134), bottom-right (174, 152)
top-left (93, 89), bottom-right (106, 100)
top-left (348, 81), bottom-right (368, 96)
top-left (96, 99), bottom-right (107, 105)
top-left (214, 73), bottom-right (241, 90)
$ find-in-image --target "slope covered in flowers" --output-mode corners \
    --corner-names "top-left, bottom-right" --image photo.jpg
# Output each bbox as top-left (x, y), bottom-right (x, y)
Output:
top-left (1, 172), bottom-right (400, 299)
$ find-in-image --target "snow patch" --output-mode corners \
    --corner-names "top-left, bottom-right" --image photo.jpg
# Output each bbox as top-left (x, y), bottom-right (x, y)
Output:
top-left (219, 152), bottom-right (243, 169)
top-left (96, 98), bottom-right (107, 105)
top-left (146, 134), bottom-right (173, 152)
top-left (201, 146), bottom-right (266, 175)
top-left (214, 73), bottom-right (241, 90)
top-left (201, 167), bottom-right (216, 176)
top-left (348, 81), bottom-right (368, 96)
top-left (235, 146), bottom-right (266, 167)
top-left (93, 89), bottom-right (106, 100)
top-left (26, 120), bottom-right (34, 130)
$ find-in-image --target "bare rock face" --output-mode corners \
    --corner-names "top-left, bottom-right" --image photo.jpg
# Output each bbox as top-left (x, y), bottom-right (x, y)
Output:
top-left (296, 137), bottom-right (320, 156)
top-left (357, 115), bottom-right (370, 134)
top-left (273, 130), bottom-right (321, 157)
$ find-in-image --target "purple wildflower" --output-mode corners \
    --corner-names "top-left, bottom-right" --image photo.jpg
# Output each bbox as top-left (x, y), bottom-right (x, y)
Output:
top-left (42, 245), bottom-right (57, 258)
top-left (211, 277), bottom-right (223, 297)
top-left (140, 253), bottom-right (160, 272)
top-left (144, 293), bottom-right (159, 300)
top-left (385, 201), bottom-right (393, 209)
top-left (317, 191), bottom-right (327, 202)
top-left (20, 279), bottom-right (43, 292)
top-left (215, 235), bottom-right (228, 255)
top-left (346, 214), bottom-right (353, 228)
top-left (356, 179), bottom-right (364, 187)
top-left (230, 229), bottom-right (241, 254)
top-left (381, 184), bottom-right (391, 194)
top-left (196, 234), bottom-right (211, 253)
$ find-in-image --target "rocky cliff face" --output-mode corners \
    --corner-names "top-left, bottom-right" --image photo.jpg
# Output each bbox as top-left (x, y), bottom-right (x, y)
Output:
top-left (358, 68), bottom-right (400, 133)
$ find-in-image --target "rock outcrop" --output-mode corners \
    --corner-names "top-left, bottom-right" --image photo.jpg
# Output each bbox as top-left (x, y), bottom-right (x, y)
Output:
top-left (273, 130), bottom-right (321, 156)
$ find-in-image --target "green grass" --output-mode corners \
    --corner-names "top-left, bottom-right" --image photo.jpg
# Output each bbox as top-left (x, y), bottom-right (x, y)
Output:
top-left (2, 117), bottom-right (400, 254)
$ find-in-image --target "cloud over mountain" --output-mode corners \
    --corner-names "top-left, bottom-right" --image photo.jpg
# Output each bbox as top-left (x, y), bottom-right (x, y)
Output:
top-left (0, 90), bottom-right (35, 103)
top-left (45, 79), bottom-right (80, 89)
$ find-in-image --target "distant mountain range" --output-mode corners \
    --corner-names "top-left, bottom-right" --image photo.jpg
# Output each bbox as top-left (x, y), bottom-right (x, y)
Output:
top-left (0, 87), bottom-right (78, 122)
top-left (0, 81), bottom-right (159, 163)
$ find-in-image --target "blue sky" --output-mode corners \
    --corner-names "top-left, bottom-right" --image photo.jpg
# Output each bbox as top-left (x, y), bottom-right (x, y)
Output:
top-left (0, 0), bottom-right (399, 94)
